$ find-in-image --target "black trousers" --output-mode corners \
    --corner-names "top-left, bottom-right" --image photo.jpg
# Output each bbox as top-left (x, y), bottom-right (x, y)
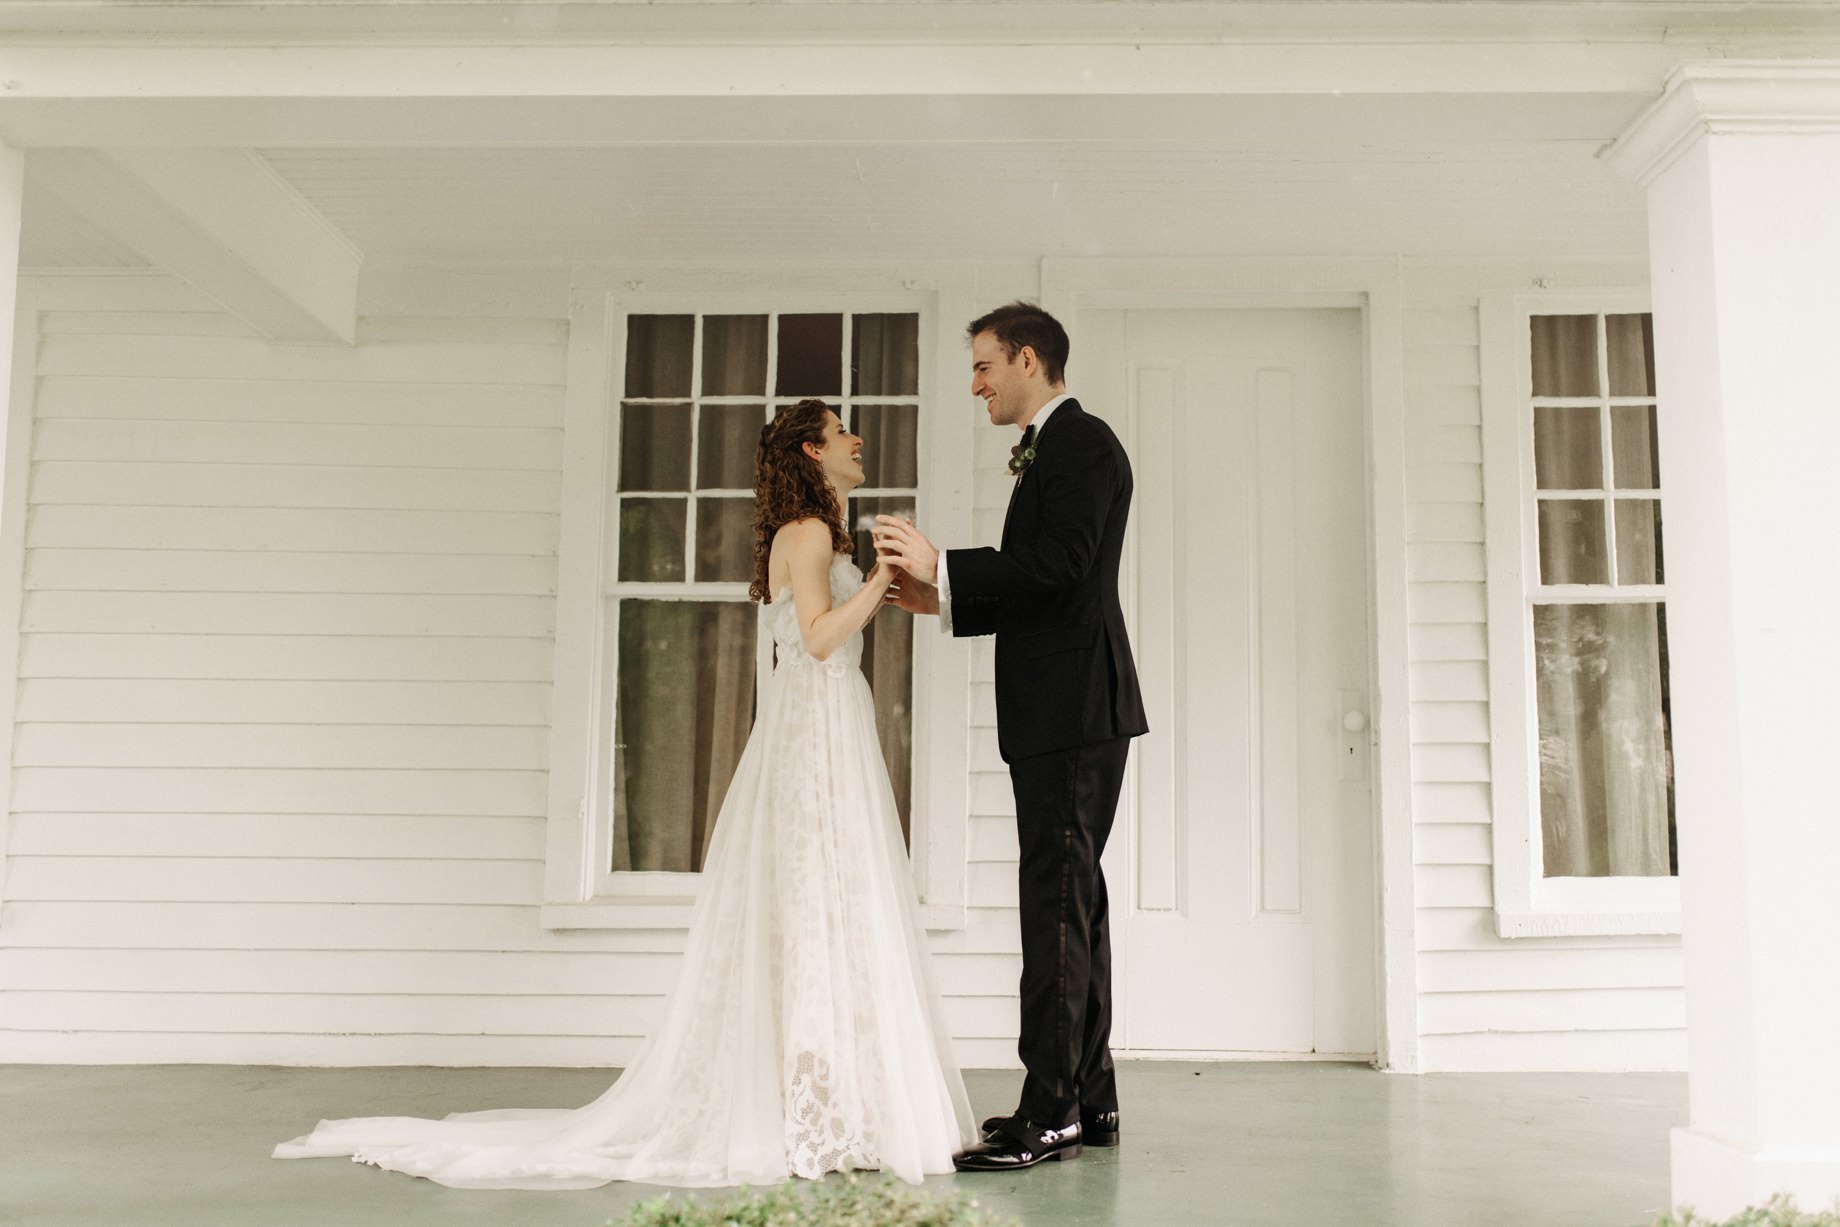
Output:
top-left (1009, 736), bottom-right (1131, 1127)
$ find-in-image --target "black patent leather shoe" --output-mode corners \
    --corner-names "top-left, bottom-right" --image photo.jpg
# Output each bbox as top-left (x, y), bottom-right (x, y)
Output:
top-left (981, 1109), bottom-right (1118, 1148)
top-left (1081, 1110), bottom-right (1120, 1148)
top-left (953, 1117), bottom-right (1082, 1171)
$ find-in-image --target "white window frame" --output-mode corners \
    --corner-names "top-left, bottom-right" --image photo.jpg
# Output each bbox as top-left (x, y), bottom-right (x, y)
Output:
top-left (540, 274), bottom-right (972, 930)
top-left (1480, 289), bottom-right (1681, 938)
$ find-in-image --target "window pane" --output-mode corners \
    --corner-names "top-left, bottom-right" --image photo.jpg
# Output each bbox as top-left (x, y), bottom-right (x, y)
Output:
top-left (1611, 405), bottom-right (1660, 490)
top-left (1533, 406), bottom-right (1603, 490)
top-left (625, 315), bottom-right (694, 398)
top-left (860, 610), bottom-right (914, 842)
top-left (1534, 602), bottom-right (1675, 878)
top-left (697, 404), bottom-right (765, 490)
top-left (1530, 314), bottom-right (1600, 398)
top-left (619, 403), bottom-right (692, 492)
top-left (849, 495), bottom-right (917, 842)
top-left (703, 315), bottom-right (769, 396)
top-left (775, 313), bottom-right (844, 397)
top-left (618, 497), bottom-right (686, 582)
top-left (1615, 499), bottom-right (1664, 585)
top-left (852, 403), bottom-right (920, 489)
top-left (694, 497), bottom-right (756, 583)
top-left (613, 600), bottom-right (757, 873)
top-left (1606, 314), bottom-right (1656, 398)
top-left (1538, 500), bottom-right (1607, 585)
top-left (848, 495), bottom-right (915, 572)
top-left (852, 313), bottom-right (921, 396)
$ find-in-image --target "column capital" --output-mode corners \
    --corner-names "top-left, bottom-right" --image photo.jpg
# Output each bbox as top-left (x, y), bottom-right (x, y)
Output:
top-left (1606, 59), bottom-right (1840, 186)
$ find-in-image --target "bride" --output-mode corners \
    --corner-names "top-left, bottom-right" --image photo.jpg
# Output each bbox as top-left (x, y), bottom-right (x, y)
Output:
top-left (274, 398), bottom-right (976, 1189)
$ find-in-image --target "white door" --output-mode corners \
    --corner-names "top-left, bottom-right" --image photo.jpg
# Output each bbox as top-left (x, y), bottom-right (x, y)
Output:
top-left (1084, 307), bottom-right (1376, 1058)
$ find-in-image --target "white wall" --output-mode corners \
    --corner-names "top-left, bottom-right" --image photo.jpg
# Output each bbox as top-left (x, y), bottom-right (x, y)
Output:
top-left (0, 272), bottom-right (1027, 1066)
top-left (0, 262), bottom-right (1692, 1071)
top-left (1400, 261), bottom-right (1686, 1072)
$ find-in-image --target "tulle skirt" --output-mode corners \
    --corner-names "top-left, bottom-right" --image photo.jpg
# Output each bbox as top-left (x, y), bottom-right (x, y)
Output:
top-left (273, 657), bottom-right (976, 1189)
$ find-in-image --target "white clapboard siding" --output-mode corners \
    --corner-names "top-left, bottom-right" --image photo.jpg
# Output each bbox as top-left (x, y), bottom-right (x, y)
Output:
top-left (13, 679), bottom-right (553, 726)
top-left (1401, 293), bottom-right (1684, 1072)
top-left (25, 507), bottom-right (560, 554)
top-left (18, 633), bottom-right (555, 680)
top-left (0, 286), bottom-right (573, 1062)
top-left (7, 813), bottom-right (543, 859)
top-left (25, 549), bottom-right (559, 595)
top-left (14, 725), bottom-right (549, 769)
top-left (31, 462), bottom-right (562, 512)
top-left (0, 277), bottom-right (1020, 1069)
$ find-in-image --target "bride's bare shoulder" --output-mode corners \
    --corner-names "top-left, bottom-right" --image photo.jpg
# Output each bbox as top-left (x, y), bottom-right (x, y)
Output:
top-left (771, 517), bottom-right (833, 561)
top-left (766, 518), bottom-right (834, 597)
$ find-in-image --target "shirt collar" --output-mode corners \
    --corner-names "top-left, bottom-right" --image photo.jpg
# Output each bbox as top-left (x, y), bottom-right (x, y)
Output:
top-left (1024, 393), bottom-right (1073, 439)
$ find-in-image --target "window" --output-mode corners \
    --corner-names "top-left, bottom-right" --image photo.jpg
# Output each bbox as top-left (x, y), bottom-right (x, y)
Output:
top-left (604, 311), bottom-right (922, 883)
top-left (1482, 295), bottom-right (1679, 935)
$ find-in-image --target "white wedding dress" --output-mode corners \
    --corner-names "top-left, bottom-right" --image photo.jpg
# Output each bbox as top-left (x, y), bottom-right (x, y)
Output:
top-left (275, 555), bottom-right (976, 1189)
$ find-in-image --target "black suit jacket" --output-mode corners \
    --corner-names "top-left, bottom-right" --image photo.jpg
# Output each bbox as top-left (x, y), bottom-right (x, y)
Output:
top-left (946, 399), bottom-right (1149, 762)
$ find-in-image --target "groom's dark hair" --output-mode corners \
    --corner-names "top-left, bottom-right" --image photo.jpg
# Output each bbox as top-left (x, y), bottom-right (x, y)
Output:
top-left (967, 302), bottom-right (1069, 386)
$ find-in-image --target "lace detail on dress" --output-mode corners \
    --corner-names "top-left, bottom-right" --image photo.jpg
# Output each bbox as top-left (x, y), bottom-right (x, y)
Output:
top-left (765, 553), bottom-right (864, 676)
top-left (786, 1049), bottom-right (876, 1177)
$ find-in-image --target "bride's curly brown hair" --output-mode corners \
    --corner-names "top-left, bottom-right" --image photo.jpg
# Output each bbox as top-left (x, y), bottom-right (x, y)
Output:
top-left (750, 398), bottom-right (853, 603)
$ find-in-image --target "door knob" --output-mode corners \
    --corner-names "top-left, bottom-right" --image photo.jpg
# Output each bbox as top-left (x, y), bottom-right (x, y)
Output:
top-left (1341, 711), bottom-right (1367, 732)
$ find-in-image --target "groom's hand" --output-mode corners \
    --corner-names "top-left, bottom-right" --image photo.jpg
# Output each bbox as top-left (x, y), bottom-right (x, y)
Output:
top-left (873, 515), bottom-right (940, 587)
top-left (884, 573), bottom-right (940, 616)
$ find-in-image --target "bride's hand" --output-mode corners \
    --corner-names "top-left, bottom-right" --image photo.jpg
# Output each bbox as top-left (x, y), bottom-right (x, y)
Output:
top-left (867, 559), bottom-right (900, 590)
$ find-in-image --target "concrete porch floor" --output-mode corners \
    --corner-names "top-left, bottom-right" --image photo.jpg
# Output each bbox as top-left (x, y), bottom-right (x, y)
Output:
top-left (0, 1062), bottom-right (1686, 1227)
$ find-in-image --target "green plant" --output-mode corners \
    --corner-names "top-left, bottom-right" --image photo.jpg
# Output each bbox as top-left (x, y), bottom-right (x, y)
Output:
top-left (1658, 1194), bottom-right (1840, 1227)
top-left (610, 1172), bottom-right (1021, 1227)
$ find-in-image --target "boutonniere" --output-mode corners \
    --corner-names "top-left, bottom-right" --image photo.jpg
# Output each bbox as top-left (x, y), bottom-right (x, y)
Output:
top-left (1008, 443), bottom-right (1037, 477)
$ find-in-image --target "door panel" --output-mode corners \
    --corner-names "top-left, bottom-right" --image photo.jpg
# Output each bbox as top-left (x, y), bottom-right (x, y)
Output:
top-left (1088, 307), bottom-right (1376, 1056)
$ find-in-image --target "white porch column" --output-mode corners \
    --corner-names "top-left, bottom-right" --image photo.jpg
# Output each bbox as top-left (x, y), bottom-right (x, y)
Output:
top-left (1609, 63), bottom-right (1840, 1220)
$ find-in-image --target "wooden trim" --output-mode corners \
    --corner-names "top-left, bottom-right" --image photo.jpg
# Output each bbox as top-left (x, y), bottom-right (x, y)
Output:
top-left (29, 148), bottom-right (359, 343)
top-left (1607, 60), bottom-right (1840, 187)
top-left (0, 142), bottom-right (28, 918)
top-left (1363, 270), bottom-right (1420, 1074)
top-left (913, 284), bottom-right (975, 929)
top-left (539, 285), bottom-right (612, 914)
top-left (0, 282), bottom-right (32, 924)
top-left (1479, 288), bottom-right (1682, 939)
top-left (0, 42), bottom-right (1692, 108)
top-left (540, 271), bottom-right (971, 930)
top-left (1, 3), bottom-right (1826, 45)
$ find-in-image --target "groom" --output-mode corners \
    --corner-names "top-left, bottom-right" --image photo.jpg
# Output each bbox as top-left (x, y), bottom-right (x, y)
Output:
top-left (875, 302), bottom-right (1147, 1172)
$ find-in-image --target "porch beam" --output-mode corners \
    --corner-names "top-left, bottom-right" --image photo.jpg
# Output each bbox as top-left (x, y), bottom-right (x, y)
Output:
top-left (4, 0), bottom-right (1840, 44)
top-left (29, 148), bottom-right (359, 344)
top-left (0, 40), bottom-right (1767, 151)
top-left (0, 92), bottom-right (1655, 153)
top-left (1608, 59), bottom-right (1840, 1221)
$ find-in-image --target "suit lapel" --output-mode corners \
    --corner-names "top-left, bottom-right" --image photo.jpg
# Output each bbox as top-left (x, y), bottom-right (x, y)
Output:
top-left (1001, 400), bottom-right (1081, 546)
top-left (1001, 469), bottom-right (1026, 546)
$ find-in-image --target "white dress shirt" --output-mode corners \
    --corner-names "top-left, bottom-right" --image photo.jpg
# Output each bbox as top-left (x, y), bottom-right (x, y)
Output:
top-left (936, 393), bottom-right (1073, 634)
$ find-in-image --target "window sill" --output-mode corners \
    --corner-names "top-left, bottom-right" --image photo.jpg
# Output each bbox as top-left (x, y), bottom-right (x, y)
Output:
top-left (540, 899), bottom-right (699, 930)
top-left (1494, 908), bottom-right (1681, 938)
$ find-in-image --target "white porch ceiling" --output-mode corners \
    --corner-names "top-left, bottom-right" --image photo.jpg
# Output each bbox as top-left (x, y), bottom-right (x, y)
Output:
top-left (249, 137), bottom-right (1643, 265)
top-left (9, 5), bottom-right (1837, 277)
